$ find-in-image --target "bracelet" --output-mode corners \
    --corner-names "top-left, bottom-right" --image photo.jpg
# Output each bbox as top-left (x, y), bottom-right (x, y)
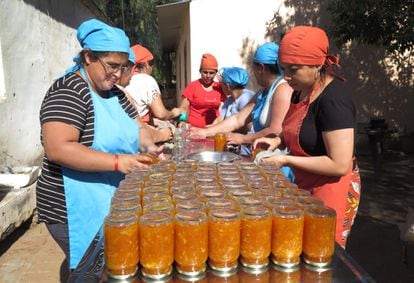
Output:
top-left (114, 154), bottom-right (119, 171)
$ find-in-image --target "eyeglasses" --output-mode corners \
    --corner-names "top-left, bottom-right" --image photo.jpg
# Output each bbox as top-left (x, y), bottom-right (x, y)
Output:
top-left (97, 57), bottom-right (131, 74)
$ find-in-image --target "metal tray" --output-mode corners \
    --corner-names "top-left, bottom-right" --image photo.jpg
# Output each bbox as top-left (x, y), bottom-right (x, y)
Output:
top-left (185, 151), bottom-right (241, 163)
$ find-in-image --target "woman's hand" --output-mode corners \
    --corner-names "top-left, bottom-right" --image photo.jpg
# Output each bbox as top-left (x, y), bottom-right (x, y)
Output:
top-left (252, 137), bottom-right (281, 151)
top-left (260, 154), bottom-right (288, 168)
top-left (226, 132), bottom-right (245, 145)
top-left (147, 145), bottom-right (165, 159)
top-left (117, 154), bottom-right (150, 173)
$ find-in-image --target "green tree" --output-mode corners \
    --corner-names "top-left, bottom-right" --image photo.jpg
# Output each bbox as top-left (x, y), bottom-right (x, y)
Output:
top-left (327, 0), bottom-right (413, 54)
top-left (94, 0), bottom-right (176, 85)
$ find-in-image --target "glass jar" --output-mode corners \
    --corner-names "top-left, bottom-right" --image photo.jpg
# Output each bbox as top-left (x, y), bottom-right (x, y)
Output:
top-left (214, 133), bottom-right (227, 151)
top-left (206, 198), bottom-right (236, 214)
top-left (110, 200), bottom-right (142, 217)
top-left (240, 206), bottom-right (272, 268)
top-left (271, 205), bottom-right (304, 268)
top-left (295, 196), bottom-right (324, 210)
top-left (208, 208), bottom-right (240, 272)
top-left (176, 200), bottom-right (205, 212)
top-left (104, 211), bottom-right (139, 279)
top-left (174, 211), bottom-right (208, 276)
top-left (139, 212), bottom-right (174, 279)
top-left (199, 189), bottom-right (226, 203)
top-left (302, 206), bottom-right (336, 267)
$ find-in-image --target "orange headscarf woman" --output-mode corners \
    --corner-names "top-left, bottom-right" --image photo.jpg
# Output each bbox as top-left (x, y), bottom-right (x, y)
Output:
top-left (179, 53), bottom-right (226, 128)
top-left (253, 26), bottom-right (361, 248)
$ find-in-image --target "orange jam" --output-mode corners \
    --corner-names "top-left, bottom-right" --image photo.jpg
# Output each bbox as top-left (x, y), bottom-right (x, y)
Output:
top-left (208, 208), bottom-right (240, 270)
top-left (139, 212), bottom-right (174, 277)
top-left (214, 133), bottom-right (227, 151)
top-left (302, 206), bottom-right (336, 266)
top-left (240, 206), bottom-right (272, 267)
top-left (104, 211), bottom-right (139, 279)
top-left (174, 211), bottom-right (208, 275)
top-left (271, 205), bottom-right (304, 267)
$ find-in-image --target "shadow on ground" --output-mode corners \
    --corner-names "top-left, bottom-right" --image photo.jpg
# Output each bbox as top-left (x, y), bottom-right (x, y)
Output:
top-left (347, 151), bottom-right (414, 283)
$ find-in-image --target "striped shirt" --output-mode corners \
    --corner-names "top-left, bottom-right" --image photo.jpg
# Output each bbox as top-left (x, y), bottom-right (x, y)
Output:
top-left (36, 73), bottom-right (137, 224)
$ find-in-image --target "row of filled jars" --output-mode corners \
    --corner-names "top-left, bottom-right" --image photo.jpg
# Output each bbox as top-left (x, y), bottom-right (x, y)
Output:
top-left (104, 160), bottom-right (336, 280)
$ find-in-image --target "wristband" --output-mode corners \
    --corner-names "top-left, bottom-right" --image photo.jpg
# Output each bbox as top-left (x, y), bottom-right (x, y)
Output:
top-left (114, 154), bottom-right (119, 171)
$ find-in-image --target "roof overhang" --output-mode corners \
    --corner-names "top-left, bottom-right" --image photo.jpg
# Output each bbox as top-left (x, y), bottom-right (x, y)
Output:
top-left (156, 0), bottom-right (190, 53)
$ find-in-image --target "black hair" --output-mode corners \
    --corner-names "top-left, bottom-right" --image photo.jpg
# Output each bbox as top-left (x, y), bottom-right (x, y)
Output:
top-left (253, 61), bottom-right (281, 75)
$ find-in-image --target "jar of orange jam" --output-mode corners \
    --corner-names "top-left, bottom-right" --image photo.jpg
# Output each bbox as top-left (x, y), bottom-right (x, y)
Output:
top-left (302, 206), bottom-right (336, 267)
top-left (214, 133), bottom-right (227, 151)
top-left (271, 205), bottom-right (304, 268)
top-left (208, 208), bottom-right (240, 272)
top-left (240, 206), bottom-right (272, 268)
top-left (174, 211), bottom-right (208, 276)
top-left (139, 212), bottom-right (174, 279)
top-left (104, 211), bottom-right (139, 279)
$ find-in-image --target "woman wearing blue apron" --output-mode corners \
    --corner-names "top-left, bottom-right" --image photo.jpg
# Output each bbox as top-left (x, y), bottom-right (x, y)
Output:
top-left (189, 43), bottom-right (294, 179)
top-left (36, 19), bottom-right (162, 279)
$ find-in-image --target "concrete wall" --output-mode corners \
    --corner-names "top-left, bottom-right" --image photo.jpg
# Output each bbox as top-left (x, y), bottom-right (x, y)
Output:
top-left (174, 0), bottom-right (413, 137)
top-left (0, 0), bottom-right (101, 166)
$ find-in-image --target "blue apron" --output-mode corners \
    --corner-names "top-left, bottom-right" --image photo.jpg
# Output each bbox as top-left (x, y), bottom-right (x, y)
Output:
top-left (250, 75), bottom-right (294, 182)
top-left (62, 68), bottom-right (139, 269)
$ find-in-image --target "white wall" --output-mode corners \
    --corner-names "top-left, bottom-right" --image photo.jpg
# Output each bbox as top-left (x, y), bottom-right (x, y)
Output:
top-left (188, 0), bottom-right (292, 91)
top-left (0, 1), bottom-right (97, 166)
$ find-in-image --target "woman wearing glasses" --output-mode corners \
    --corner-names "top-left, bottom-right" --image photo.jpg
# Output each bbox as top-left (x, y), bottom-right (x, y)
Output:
top-left (36, 19), bottom-right (162, 277)
top-left (179, 53), bottom-right (227, 128)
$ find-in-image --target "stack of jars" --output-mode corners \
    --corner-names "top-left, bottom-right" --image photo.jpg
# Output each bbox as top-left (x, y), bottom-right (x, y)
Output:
top-left (103, 159), bottom-right (336, 280)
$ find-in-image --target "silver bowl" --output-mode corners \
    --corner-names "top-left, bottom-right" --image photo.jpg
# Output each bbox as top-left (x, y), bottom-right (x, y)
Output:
top-left (185, 151), bottom-right (241, 163)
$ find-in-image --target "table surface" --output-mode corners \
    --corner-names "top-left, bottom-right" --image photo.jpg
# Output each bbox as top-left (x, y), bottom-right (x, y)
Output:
top-left (68, 139), bottom-right (375, 282)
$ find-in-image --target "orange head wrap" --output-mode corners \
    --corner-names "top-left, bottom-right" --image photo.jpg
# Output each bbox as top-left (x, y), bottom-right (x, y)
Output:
top-left (279, 26), bottom-right (339, 67)
top-left (200, 53), bottom-right (218, 70)
top-left (131, 44), bottom-right (154, 64)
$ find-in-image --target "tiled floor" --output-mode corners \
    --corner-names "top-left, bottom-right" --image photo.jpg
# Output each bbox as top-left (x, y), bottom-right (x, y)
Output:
top-left (0, 151), bottom-right (413, 283)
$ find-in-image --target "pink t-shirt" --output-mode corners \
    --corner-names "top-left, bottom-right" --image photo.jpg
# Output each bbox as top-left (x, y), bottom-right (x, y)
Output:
top-left (182, 80), bottom-right (226, 128)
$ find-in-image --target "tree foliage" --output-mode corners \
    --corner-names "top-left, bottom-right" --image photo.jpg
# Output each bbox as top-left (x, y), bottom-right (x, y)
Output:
top-left (93, 0), bottom-right (176, 84)
top-left (327, 0), bottom-right (413, 53)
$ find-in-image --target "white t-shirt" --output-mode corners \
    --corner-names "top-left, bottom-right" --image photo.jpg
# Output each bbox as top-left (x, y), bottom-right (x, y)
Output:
top-left (125, 73), bottom-right (160, 117)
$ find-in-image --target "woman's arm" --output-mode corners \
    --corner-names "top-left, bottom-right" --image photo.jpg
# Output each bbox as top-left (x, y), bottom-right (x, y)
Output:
top-left (150, 95), bottom-right (181, 120)
top-left (42, 122), bottom-right (152, 174)
top-left (263, 128), bottom-right (354, 176)
top-left (227, 83), bottom-right (292, 144)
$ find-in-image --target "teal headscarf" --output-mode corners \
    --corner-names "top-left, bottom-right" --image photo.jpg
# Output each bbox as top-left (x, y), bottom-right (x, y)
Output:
top-left (64, 19), bottom-right (131, 74)
top-left (220, 67), bottom-right (249, 88)
top-left (253, 42), bottom-right (282, 74)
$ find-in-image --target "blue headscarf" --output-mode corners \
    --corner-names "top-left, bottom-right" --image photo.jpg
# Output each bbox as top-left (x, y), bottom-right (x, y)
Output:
top-left (253, 42), bottom-right (282, 75)
top-left (64, 19), bottom-right (131, 74)
top-left (220, 67), bottom-right (249, 88)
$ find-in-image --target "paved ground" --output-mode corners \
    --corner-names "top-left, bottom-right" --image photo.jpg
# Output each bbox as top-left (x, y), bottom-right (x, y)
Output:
top-left (0, 150), bottom-right (413, 283)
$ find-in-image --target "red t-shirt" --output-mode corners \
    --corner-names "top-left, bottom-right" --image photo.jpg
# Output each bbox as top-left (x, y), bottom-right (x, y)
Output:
top-left (182, 80), bottom-right (226, 128)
